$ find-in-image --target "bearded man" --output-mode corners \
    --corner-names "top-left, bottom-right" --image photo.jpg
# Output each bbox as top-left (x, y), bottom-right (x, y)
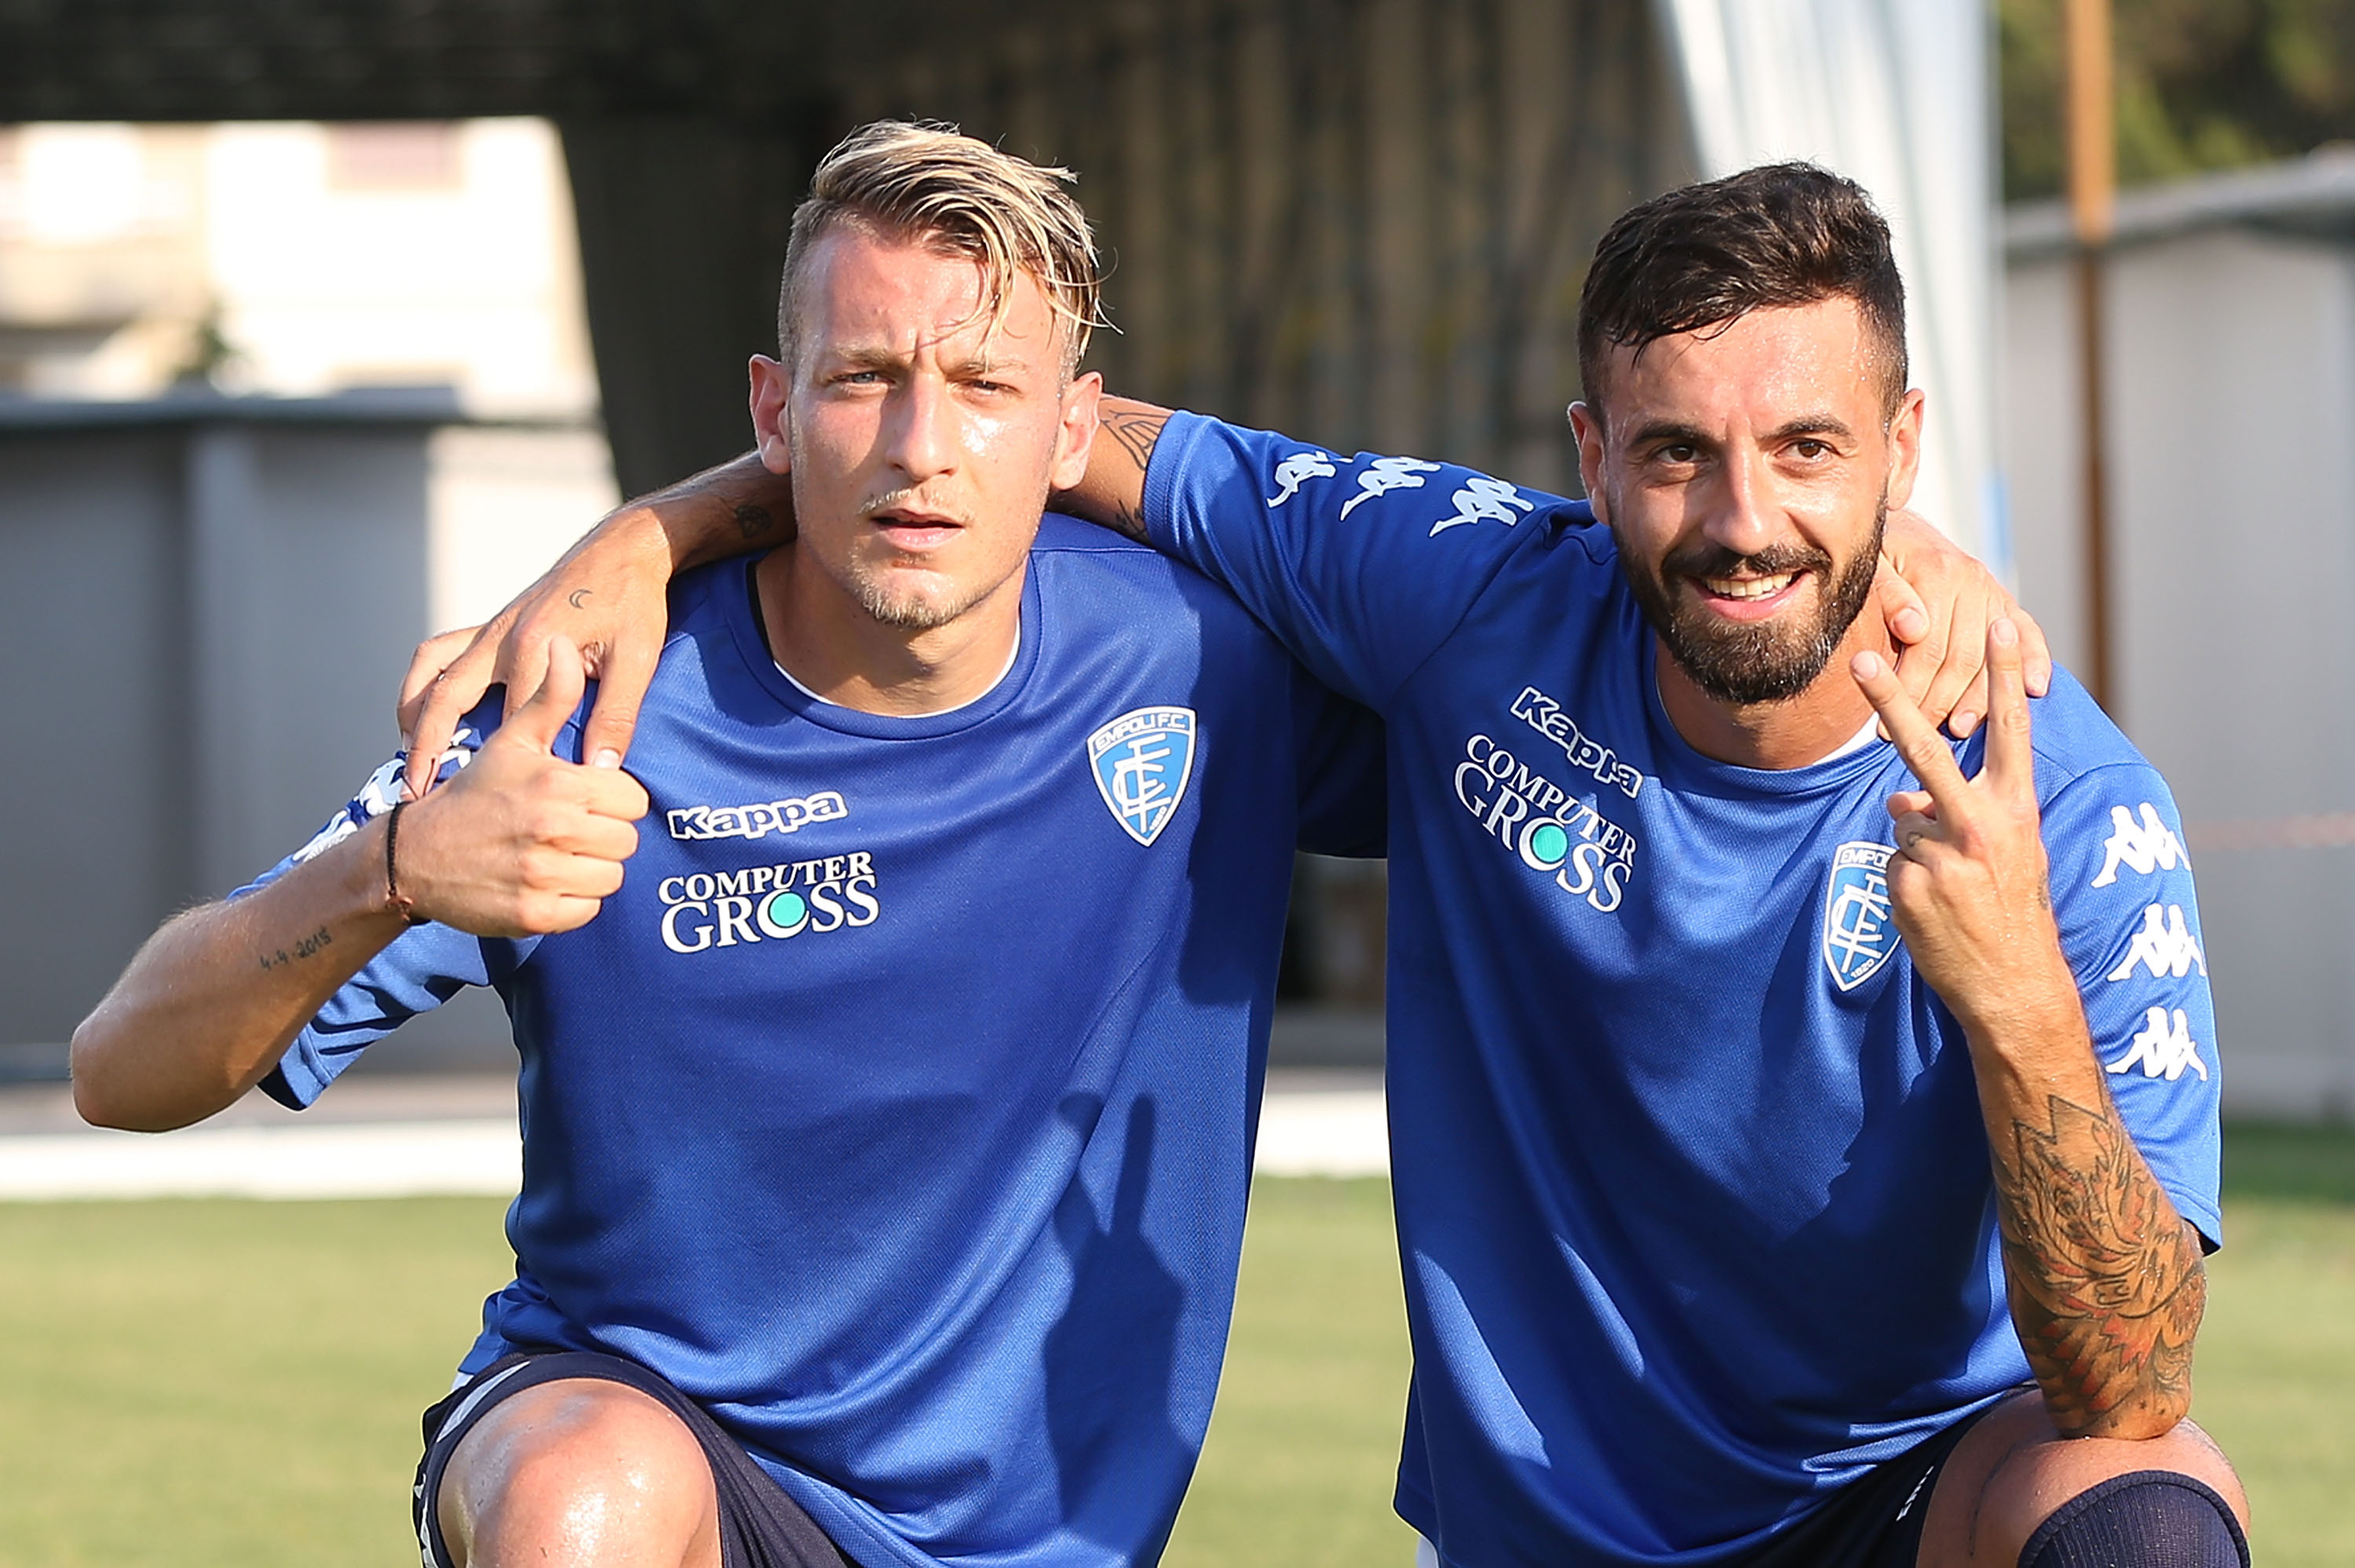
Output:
top-left (423, 162), bottom-right (2246, 1568)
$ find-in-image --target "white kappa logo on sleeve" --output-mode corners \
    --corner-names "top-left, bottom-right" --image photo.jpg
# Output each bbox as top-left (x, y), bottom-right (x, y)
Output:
top-left (2091, 803), bottom-right (2189, 888)
top-left (1429, 475), bottom-right (1536, 536)
top-left (2107, 905), bottom-right (2207, 981)
top-left (1267, 450), bottom-right (1338, 507)
top-left (1338, 456), bottom-right (1442, 519)
top-left (2106, 1006), bottom-right (2209, 1081)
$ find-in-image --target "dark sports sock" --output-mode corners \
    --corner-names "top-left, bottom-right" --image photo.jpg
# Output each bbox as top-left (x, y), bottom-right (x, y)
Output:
top-left (2019, 1470), bottom-right (2248, 1568)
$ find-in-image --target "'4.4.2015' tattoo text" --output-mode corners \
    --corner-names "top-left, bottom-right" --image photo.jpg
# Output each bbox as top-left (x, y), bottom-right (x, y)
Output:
top-left (258, 926), bottom-right (334, 972)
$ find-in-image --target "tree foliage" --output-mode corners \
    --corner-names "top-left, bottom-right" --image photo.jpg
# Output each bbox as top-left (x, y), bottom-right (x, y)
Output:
top-left (2003, 0), bottom-right (2355, 199)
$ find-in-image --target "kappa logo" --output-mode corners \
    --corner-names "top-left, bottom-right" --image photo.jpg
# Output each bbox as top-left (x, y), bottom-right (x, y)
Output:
top-left (1088, 706), bottom-right (1198, 847)
top-left (1338, 456), bottom-right (1442, 519)
top-left (1429, 475), bottom-right (1536, 536)
top-left (1267, 450), bottom-right (1338, 507)
top-left (2106, 1005), bottom-right (2210, 1082)
top-left (2091, 803), bottom-right (2189, 888)
top-left (1823, 842), bottom-right (1900, 992)
top-left (1510, 686), bottom-right (1645, 798)
top-left (2107, 904), bottom-right (2207, 981)
top-left (667, 793), bottom-right (848, 842)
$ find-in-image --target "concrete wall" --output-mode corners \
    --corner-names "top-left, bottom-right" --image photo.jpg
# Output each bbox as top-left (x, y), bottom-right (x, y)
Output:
top-left (0, 396), bottom-right (613, 1077)
top-left (0, 425), bottom-right (192, 1054)
top-left (2006, 227), bottom-right (2355, 1117)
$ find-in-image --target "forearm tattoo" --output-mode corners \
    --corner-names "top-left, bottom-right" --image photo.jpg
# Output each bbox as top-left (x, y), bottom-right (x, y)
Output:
top-left (257, 925), bottom-right (334, 972)
top-left (1993, 1092), bottom-right (2206, 1435)
top-left (1098, 407), bottom-right (1170, 543)
top-left (732, 501), bottom-right (781, 540)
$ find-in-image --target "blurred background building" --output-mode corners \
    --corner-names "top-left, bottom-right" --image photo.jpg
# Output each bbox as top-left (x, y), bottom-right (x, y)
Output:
top-left (0, 119), bottom-right (595, 409)
top-left (0, 0), bottom-right (2352, 1111)
top-left (2006, 149), bottom-right (2355, 1118)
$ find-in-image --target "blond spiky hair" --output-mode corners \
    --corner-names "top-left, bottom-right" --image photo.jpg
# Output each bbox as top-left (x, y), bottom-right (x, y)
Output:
top-left (777, 120), bottom-right (1108, 375)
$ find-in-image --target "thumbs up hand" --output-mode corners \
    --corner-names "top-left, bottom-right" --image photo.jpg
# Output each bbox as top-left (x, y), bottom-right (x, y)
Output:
top-left (391, 639), bottom-right (652, 937)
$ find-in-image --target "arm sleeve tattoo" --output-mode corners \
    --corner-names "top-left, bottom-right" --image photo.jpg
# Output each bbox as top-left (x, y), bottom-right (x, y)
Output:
top-left (1994, 1092), bottom-right (2207, 1435)
top-left (1097, 407), bottom-right (1169, 543)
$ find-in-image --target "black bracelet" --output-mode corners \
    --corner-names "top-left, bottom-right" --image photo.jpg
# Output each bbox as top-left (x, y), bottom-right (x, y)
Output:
top-left (384, 801), bottom-right (429, 926)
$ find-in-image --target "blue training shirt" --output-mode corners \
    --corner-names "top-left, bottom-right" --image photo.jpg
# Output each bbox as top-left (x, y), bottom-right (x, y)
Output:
top-left (1142, 413), bottom-right (2222, 1567)
top-left (243, 519), bottom-right (1385, 1568)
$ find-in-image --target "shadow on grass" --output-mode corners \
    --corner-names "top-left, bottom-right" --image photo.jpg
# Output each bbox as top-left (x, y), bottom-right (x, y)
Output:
top-left (2222, 1121), bottom-right (2355, 1205)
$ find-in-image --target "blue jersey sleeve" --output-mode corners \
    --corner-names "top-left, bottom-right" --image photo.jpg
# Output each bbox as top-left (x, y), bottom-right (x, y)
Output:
top-left (2041, 762), bottom-right (2222, 1248)
top-left (237, 701), bottom-right (541, 1109)
top-left (1141, 411), bottom-right (1588, 710)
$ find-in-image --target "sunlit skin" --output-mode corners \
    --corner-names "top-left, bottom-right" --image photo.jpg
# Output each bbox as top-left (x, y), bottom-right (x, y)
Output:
top-left (1570, 298), bottom-right (1925, 769)
top-left (746, 226), bottom-right (1101, 715)
top-left (436, 232), bottom-right (1109, 1568)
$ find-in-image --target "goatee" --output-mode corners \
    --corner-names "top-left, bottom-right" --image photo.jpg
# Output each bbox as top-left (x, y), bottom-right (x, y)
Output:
top-left (1617, 499), bottom-right (1886, 706)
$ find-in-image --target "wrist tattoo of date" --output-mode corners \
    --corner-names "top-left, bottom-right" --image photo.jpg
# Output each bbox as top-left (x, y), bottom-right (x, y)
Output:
top-left (257, 926), bottom-right (334, 972)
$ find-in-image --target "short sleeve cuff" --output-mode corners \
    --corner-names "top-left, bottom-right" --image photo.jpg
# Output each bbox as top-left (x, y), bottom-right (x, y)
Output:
top-left (1138, 408), bottom-right (1213, 557)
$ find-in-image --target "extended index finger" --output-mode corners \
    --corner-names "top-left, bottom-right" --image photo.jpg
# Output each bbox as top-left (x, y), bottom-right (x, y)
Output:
top-left (1851, 647), bottom-right (1973, 817)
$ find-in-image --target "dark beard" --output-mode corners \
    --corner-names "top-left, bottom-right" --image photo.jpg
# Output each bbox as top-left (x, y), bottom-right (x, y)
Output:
top-left (1617, 499), bottom-right (1886, 706)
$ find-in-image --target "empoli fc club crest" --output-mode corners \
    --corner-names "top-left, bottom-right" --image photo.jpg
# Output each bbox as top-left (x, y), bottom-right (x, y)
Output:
top-left (1821, 841), bottom-right (1899, 991)
top-left (1087, 706), bottom-right (1198, 847)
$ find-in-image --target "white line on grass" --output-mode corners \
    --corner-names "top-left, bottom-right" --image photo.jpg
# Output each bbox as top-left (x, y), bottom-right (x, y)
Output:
top-left (0, 1087), bottom-right (1389, 1200)
top-left (0, 1120), bottom-right (520, 1201)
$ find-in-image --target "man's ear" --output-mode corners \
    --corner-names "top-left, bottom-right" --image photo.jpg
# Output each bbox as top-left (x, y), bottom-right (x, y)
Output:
top-left (748, 356), bottom-right (794, 476)
top-left (1568, 400), bottom-right (1609, 524)
top-left (1050, 370), bottom-right (1104, 491)
top-left (1882, 387), bottom-right (1926, 512)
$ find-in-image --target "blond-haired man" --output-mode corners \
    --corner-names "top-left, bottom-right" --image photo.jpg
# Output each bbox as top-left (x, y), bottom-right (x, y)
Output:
top-left (73, 122), bottom-right (1385, 1568)
top-left (400, 135), bottom-right (2239, 1568)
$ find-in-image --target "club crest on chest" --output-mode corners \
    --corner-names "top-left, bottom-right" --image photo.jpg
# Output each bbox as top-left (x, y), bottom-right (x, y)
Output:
top-left (1822, 841), bottom-right (1899, 992)
top-left (1087, 706), bottom-right (1199, 847)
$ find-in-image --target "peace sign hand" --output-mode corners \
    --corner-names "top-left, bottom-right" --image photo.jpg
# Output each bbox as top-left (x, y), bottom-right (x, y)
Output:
top-left (1849, 619), bottom-right (2079, 1041)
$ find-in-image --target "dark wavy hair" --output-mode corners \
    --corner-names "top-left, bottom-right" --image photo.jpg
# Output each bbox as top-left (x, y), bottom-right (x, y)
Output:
top-left (1575, 162), bottom-right (1907, 427)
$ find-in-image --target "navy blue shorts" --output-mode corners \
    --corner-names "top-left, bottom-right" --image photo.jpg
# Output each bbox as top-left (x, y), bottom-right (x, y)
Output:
top-left (1737, 1402), bottom-right (1998, 1568)
top-left (413, 1348), bottom-right (857, 1568)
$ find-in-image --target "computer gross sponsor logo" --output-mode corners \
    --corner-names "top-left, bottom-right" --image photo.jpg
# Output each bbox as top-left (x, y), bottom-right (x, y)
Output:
top-left (1454, 731), bottom-right (1638, 913)
top-left (655, 852), bottom-right (878, 954)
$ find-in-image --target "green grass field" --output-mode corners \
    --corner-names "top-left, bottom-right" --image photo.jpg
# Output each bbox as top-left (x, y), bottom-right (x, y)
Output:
top-left (0, 1130), bottom-right (2347, 1565)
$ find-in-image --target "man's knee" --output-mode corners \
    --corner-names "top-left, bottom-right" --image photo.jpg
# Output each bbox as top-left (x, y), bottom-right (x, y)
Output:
top-left (436, 1378), bottom-right (720, 1568)
top-left (1920, 1393), bottom-right (2248, 1568)
top-left (2015, 1469), bottom-right (2247, 1568)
